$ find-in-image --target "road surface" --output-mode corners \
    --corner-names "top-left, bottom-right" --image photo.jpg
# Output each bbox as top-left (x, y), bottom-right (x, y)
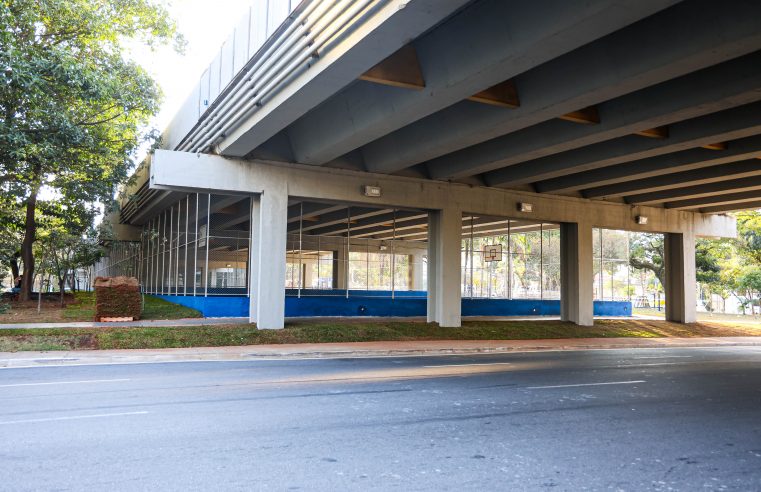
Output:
top-left (2, 346), bottom-right (761, 490)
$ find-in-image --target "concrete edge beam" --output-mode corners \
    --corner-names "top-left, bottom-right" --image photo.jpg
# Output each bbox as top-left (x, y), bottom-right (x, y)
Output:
top-left (151, 149), bottom-right (737, 239)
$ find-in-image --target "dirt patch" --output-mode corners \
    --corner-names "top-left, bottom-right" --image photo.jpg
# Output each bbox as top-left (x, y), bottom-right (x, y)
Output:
top-left (0, 294), bottom-right (79, 323)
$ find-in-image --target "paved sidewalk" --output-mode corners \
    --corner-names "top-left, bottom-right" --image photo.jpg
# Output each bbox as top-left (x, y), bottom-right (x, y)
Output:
top-left (2, 336), bottom-right (761, 368)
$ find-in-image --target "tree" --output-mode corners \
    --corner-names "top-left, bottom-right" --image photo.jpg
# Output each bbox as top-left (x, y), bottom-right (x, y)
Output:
top-left (629, 233), bottom-right (665, 289)
top-left (0, 0), bottom-right (182, 300)
top-left (36, 201), bottom-right (101, 305)
top-left (0, 195), bottom-right (24, 286)
top-left (736, 211), bottom-right (761, 264)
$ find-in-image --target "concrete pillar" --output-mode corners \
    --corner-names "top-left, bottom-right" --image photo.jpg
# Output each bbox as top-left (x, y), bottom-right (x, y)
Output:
top-left (249, 184), bottom-right (288, 329)
top-left (427, 208), bottom-right (462, 327)
top-left (560, 222), bottom-right (594, 326)
top-left (664, 231), bottom-right (697, 323)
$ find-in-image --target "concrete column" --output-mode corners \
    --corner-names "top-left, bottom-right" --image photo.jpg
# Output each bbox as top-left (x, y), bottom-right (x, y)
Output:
top-left (249, 183), bottom-right (288, 329)
top-left (560, 222), bottom-right (594, 326)
top-left (427, 208), bottom-right (462, 327)
top-left (664, 231), bottom-right (697, 323)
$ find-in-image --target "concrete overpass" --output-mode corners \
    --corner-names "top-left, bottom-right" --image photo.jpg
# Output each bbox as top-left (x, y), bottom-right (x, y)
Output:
top-left (115, 0), bottom-right (761, 329)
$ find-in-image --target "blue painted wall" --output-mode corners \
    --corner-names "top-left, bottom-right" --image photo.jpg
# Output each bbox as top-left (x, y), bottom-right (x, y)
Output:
top-left (154, 292), bottom-right (631, 319)
top-left (155, 295), bottom-right (249, 318)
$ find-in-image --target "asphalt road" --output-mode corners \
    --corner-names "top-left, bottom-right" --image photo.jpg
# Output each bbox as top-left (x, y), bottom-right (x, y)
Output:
top-left (2, 347), bottom-right (761, 491)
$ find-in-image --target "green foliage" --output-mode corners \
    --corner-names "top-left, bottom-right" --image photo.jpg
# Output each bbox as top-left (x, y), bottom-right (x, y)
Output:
top-left (695, 239), bottom-right (722, 285)
top-left (0, 0), bottom-right (182, 296)
top-left (629, 233), bottom-right (665, 288)
top-left (737, 211), bottom-right (761, 264)
top-left (1, 0), bottom-right (182, 200)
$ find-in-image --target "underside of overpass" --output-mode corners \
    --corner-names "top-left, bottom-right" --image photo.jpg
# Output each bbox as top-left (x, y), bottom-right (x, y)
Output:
top-left (112, 0), bottom-right (761, 328)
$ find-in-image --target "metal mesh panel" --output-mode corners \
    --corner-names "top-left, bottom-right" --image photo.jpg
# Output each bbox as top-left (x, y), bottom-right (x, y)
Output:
top-left (542, 226), bottom-right (561, 299)
top-left (286, 205), bottom-right (428, 298)
top-left (593, 228), bottom-right (647, 302)
top-left (206, 194), bottom-right (250, 295)
top-left (459, 215), bottom-right (560, 300)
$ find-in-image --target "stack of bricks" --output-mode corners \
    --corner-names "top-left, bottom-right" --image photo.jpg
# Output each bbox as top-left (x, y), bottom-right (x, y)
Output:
top-left (94, 276), bottom-right (141, 322)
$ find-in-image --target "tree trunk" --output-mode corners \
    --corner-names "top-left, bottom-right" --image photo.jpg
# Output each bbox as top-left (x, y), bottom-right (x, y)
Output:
top-left (59, 276), bottom-right (65, 307)
top-left (9, 253), bottom-right (19, 281)
top-left (67, 271), bottom-right (76, 292)
top-left (20, 187), bottom-right (39, 302)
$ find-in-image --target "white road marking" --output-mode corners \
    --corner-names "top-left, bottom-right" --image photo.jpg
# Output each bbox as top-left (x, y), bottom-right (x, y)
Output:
top-left (527, 380), bottom-right (645, 390)
top-left (423, 363), bottom-right (512, 368)
top-left (0, 378), bottom-right (130, 388)
top-left (0, 411), bottom-right (149, 425)
top-left (633, 355), bottom-right (693, 359)
top-left (630, 362), bottom-right (692, 367)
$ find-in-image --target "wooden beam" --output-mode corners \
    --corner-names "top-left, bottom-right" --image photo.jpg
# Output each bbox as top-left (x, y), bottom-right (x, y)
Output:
top-left (702, 142), bottom-right (728, 150)
top-left (467, 80), bottom-right (520, 108)
top-left (301, 215), bottom-right (320, 222)
top-left (558, 106), bottom-right (600, 124)
top-left (635, 126), bottom-right (669, 139)
top-left (359, 44), bottom-right (425, 90)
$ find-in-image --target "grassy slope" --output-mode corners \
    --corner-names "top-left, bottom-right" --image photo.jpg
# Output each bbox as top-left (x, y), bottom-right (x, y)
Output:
top-left (0, 318), bottom-right (759, 352)
top-left (63, 292), bottom-right (202, 321)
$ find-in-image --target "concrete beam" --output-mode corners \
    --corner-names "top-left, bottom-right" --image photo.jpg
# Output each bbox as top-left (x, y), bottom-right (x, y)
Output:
top-left (460, 51), bottom-right (761, 185)
top-left (287, 202), bottom-right (346, 224)
top-left (488, 101), bottom-right (761, 188)
top-left (626, 175), bottom-right (761, 205)
top-left (665, 190), bottom-right (761, 210)
top-left (218, 0), bottom-right (470, 157)
top-left (287, 0), bottom-right (674, 166)
top-left (291, 207), bottom-right (392, 233)
top-left (584, 160), bottom-right (761, 199)
top-left (151, 150), bottom-right (737, 238)
top-left (307, 210), bottom-right (425, 237)
top-left (367, 1), bottom-right (761, 176)
top-left (536, 134), bottom-right (761, 193)
top-left (699, 200), bottom-right (761, 214)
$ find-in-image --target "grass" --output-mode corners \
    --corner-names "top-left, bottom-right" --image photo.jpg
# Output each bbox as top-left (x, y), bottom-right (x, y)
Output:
top-left (0, 318), bottom-right (759, 352)
top-left (634, 307), bottom-right (761, 323)
top-left (64, 292), bottom-right (202, 320)
top-left (0, 292), bottom-right (202, 323)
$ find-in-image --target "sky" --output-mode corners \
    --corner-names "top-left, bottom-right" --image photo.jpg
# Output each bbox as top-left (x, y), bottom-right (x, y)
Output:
top-left (61, 0), bottom-right (253, 213)
top-left (131, 0), bottom-right (254, 138)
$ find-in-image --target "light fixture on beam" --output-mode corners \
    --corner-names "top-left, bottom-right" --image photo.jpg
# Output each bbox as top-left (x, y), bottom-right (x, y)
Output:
top-left (518, 202), bottom-right (533, 213)
top-left (363, 185), bottom-right (382, 197)
top-left (635, 215), bottom-right (648, 225)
